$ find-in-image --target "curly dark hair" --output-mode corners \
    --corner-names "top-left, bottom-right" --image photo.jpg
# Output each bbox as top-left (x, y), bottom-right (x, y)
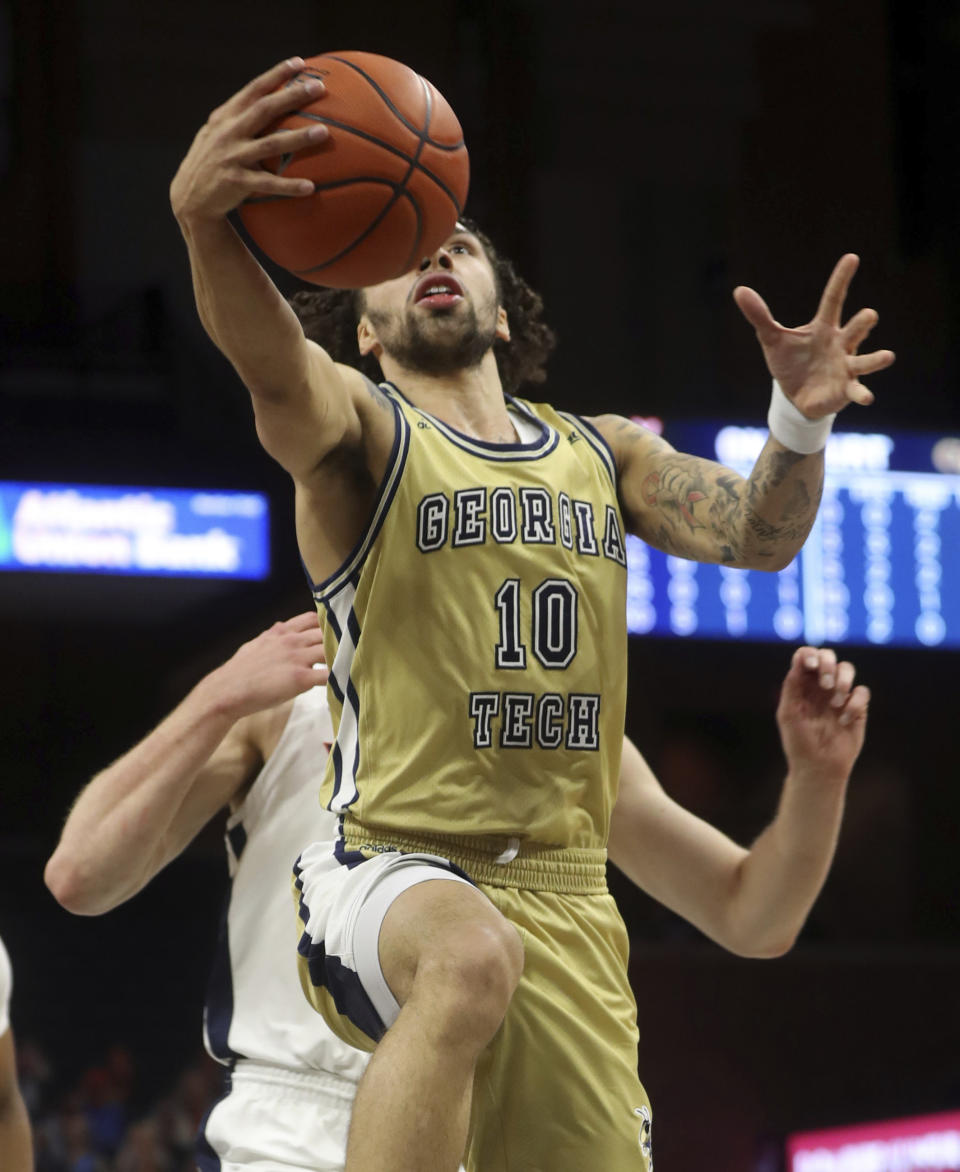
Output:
top-left (286, 217), bottom-right (557, 396)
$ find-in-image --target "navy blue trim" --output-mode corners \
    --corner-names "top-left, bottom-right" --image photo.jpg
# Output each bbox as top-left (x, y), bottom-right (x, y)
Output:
top-left (203, 884), bottom-right (244, 1064)
top-left (318, 949), bottom-right (386, 1043)
top-left (346, 706), bottom-right (362, 807)
top-left (226, 822), bottom-right (247, 862)
top-left (293, 856), bottom-right (307, 906)
top-left (334, 836), bottom-right (369, 870)
top-left (346, 609), bottom-right (362, 647)
top-left (309, 397), bottom-right (410, 603)
top-left (293, 856), bottom-right (312, 918)
top-left (559, 411), bottom-right (618, 486)
top-left (323, 600), bottom-right (343, 643)
top-left (331, 740), bottom-right (345, 804)
top-left (293, 854), bottom-right (386, 1044)
top-left (326, 669), bottom-right (345, 707)
top-left (329, 674), bottom-right (362, 810)
top-left (323, 598), bottom-right (345, 705)
top-left (325, 602), bottom-right (348, 805)
top-left (383, 383), bottom-right (560, 461)
top-left (342, 609), bottom-right (363, 809)
top-left (325, 600), bottom-right (362, 809)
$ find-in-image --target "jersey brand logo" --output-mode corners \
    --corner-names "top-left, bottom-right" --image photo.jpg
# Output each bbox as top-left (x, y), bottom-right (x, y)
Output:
top-left (568, 431), bottom-right (582, 444)
top-left (634, 1105), bottom-right (653, 1168)
top-left (417, 420), bottom-right (431, 430)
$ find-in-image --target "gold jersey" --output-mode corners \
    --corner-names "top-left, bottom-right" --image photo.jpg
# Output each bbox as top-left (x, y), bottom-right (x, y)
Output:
top-left (311, 384), bottom-right (628, 850)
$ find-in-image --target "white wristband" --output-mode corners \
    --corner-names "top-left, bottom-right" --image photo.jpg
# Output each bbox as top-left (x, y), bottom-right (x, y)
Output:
top-left (767, 380), bottom-right (835, 455)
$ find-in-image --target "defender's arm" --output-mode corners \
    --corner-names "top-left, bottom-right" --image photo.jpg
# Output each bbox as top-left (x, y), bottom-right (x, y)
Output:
top-left (44, 615), bottom-right (325, 915)
top-left (608, 647), bottom-right (869, 957)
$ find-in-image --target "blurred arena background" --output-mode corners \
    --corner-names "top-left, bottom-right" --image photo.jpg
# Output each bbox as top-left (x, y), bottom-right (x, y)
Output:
top-left (1, 1), bottom-right (958, 1169)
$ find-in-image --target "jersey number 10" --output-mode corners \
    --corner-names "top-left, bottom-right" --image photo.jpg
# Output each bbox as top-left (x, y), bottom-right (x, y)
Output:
top-left (494, 578), bottom-right (579, 670)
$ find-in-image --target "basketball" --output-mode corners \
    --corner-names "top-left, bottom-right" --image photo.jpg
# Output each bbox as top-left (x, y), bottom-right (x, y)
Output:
top-left (237, 51), bottom-right (470, 289)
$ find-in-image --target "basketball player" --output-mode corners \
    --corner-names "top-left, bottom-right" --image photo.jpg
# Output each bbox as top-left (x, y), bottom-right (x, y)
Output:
top-left (168, 58), bottom-right (893, 1171)
top-left (0, 935), bottom-right (34, 1172)
top-left (44, 614), bottom-right (369, 1172)
top-left (45, 616), bottom-right (867, 1171)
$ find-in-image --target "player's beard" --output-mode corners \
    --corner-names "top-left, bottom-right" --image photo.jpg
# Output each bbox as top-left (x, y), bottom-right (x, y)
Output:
top-left (367, 297), bottom-right (498, 378)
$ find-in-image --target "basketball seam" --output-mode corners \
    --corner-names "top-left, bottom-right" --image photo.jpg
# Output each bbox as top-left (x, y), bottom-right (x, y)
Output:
top-left (293, 79), bottom-right (429, 277)
top-left (320, 56), bottom-right (464, 151)
top-left (294, 185), bottom-right (423, 278)
top-left (393, 76), bottom-right (431, 272)
top-left (287, 111), bottom-right (464, 215)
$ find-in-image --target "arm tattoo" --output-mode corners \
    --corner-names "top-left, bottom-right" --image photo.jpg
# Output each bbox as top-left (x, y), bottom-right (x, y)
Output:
top-left (641, 471), bottom-right (707, 533)
top-left (611, 417), bottom-right (825, 569)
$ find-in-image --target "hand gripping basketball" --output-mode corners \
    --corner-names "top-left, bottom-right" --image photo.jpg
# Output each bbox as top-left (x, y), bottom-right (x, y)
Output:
top-left (238, 51), bottom-right (471, 288)
top-left (170, 58), bottom-right (329, 222)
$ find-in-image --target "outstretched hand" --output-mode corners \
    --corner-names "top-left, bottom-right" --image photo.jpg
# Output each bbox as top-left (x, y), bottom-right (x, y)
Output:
top-left (734, 255), bottom-right (895, 420)
top-left (776, 645), bottom-right (869, 781)
top-left (208, 612), bottom-right (328, 719)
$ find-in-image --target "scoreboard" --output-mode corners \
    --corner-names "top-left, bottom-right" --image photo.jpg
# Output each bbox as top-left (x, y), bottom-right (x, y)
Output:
top-left (627, 423), bottom-right (960, 650)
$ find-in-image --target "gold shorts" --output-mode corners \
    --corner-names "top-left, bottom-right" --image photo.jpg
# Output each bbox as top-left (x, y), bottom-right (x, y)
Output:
top-left (295, 825), bottom-right (653, 1172)
top-left (468, 880), bottom-right (653, 1171)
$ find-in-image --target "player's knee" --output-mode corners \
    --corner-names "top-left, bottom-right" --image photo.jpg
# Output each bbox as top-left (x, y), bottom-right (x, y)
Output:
top-left (419, 918), bottom-right (523, 1045)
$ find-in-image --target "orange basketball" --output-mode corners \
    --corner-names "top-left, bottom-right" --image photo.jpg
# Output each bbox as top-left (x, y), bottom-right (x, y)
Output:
top-left (238, 51), bottom-right (470, 289)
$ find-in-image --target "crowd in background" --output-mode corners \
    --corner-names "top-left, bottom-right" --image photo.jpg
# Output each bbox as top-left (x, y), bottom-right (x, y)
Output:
top-left (18, 1039), bottom-right (220, 1172)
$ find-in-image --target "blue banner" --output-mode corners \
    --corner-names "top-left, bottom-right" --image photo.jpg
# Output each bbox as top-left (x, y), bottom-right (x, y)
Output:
top-left (0, 482), bottom-right (270, 580)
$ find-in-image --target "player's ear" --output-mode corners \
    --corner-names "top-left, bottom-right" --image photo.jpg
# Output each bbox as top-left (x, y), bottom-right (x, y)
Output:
top-left (496, 305), bottom-right (510, 343)
top-left (357, 316), bottom-right (383, 359)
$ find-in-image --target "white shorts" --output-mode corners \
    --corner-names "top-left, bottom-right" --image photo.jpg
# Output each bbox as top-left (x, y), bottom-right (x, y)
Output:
top-left (294, 838), bottom-right (475, 1049)
top-left (196, 1061), bottom-right (357, 1172)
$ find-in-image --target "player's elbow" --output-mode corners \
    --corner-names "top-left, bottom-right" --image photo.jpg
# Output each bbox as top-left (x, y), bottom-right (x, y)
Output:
top-left (736, 549), bottom-right (795, 574)
top-left (765, 551), bottom-right (797, 574)
top-left (43, 853), bottom-right (85, 912)
top-left (716, 909), bottom-right (800, 959)
top-left (742, 934), bottom-right (796, 959)
top-left (43, 854), bottom-right (110, 916)
top-left (724, 926), bottom-right (798, 959)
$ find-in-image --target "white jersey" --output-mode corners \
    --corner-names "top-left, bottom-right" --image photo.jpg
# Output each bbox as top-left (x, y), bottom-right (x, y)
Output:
top-left (202, 687), bottom-right (368, 1083)
top-left (0, 935), bottom-right (11, 1036)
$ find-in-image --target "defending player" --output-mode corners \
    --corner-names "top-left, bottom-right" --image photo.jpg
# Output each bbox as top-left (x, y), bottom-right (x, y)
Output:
top-left (44, 615), bottom-right (366, 1172)
top-left (169, 59), bottom-right (893, 1172)
top-left (45, 619), bottom-right (867, 1171)
top-left (0, 935), bottom-right (34, 1172)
